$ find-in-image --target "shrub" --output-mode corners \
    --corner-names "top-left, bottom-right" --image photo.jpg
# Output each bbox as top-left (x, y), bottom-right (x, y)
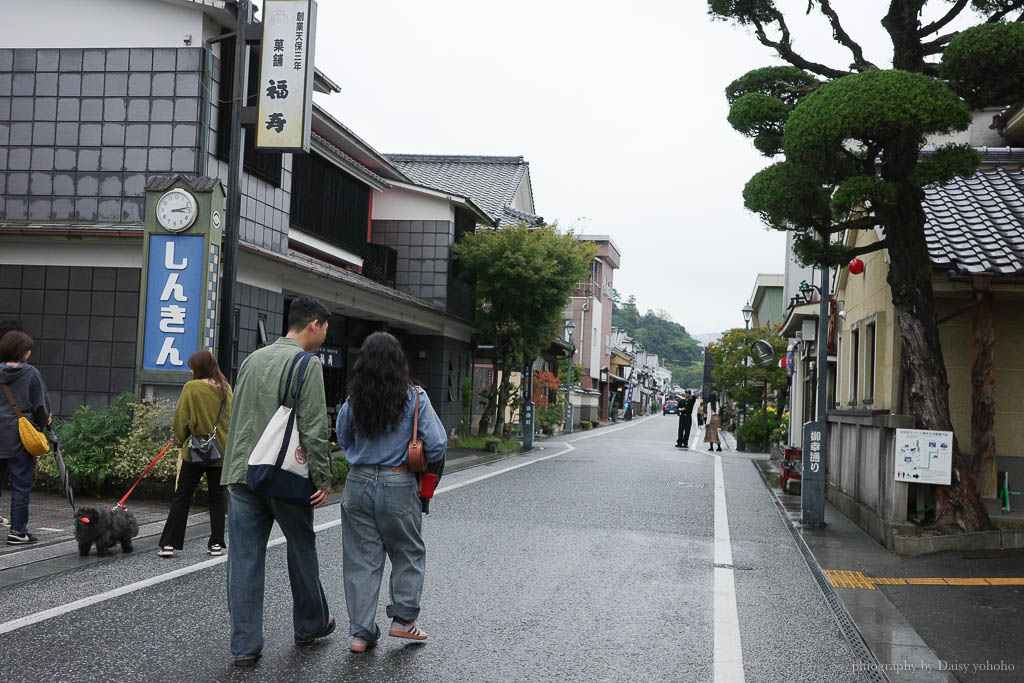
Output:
top-left (483, 436), bottom-right (502, 452)
top-left (737, 406), bottom-right (785, 452)
top-left (591, 419), bottom-right (600, 428)
top-left (44, 393), bottom-right (135, 493)
top-left (332, 453), bottom-right (350, 487)
top-left (578, 421), bottom-right (591, 430)
top-left (109, 398), bottom-right (177, 484)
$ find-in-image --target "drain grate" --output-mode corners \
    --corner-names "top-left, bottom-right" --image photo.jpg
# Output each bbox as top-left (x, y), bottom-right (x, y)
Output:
top-left (755, 463), bottom-right (889, 683)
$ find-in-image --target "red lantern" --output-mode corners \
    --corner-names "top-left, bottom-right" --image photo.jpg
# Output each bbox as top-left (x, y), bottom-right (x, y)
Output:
top-left (848, 258), bottom-right (865, 275)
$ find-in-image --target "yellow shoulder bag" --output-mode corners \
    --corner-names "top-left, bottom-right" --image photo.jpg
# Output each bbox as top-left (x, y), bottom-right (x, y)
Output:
top-left (1, 383), bottom-right (50, 457)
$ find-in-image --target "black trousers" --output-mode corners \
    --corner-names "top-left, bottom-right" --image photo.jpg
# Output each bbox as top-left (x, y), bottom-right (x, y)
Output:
top-left (158, 459), bottom-right (226, 550)
top-left (676, 413), bottom-right (693, 447)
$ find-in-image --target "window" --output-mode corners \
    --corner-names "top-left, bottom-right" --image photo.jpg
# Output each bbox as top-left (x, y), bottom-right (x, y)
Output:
top-left (864, 320), bottom-right (876, 403)
top-left (849, 327), bottom-right (860, 406)
top-left (217, 38), bottom-right (283, 186)
top-left (290, 152), bottom-right (371, 253)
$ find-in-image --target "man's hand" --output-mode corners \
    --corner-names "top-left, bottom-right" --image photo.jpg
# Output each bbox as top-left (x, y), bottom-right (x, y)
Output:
top-left (310, 487), bottom-right (331, 508)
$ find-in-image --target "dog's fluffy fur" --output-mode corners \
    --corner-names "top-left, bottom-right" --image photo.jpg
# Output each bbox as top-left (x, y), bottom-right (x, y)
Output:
top-left (74, 506), bottom-right (139, 556)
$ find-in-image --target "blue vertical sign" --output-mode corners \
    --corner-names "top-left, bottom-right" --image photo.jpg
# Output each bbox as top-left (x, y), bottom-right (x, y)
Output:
top-left (143, 234), bottom-right (204, 370)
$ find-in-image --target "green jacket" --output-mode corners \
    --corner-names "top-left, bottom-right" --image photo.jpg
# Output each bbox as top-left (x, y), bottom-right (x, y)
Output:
top-left (173, 379), bottom-right (232, 468)
top-left (221, 337), bottom-right (331, 490)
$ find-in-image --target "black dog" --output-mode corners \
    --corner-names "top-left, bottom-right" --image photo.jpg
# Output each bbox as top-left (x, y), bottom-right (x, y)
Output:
top-left (74, 506), bottom-right (139, 557)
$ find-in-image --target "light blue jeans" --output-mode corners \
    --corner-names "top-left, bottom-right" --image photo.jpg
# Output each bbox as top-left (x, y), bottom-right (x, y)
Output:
top-left (226, 484), bottom-right (331, 660)
top-left (341, 465), bottom-right (426, 641)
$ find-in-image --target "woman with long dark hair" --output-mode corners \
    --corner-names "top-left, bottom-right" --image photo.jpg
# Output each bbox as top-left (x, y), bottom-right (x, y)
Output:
top-left (157, 350), bottom-right (232, 557)
top-left (335, 332), bottom-right (447, 652)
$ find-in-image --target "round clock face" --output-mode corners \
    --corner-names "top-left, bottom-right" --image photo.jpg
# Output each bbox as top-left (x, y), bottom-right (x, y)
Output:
top-left (156, 189), bottom-right (199, 232)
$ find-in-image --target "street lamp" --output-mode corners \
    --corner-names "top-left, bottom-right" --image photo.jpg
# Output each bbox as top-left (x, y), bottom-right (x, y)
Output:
top-left (564, 319), bottom-right (576, 434)
top-left (738, 302), bottom-right (754, 450)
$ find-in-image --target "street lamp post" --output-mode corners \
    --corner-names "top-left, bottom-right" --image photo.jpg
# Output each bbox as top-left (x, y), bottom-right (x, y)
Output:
top-left (737, 302), bottom-right (754, 451)
top-left (564, 319), bottom-right (576, 434)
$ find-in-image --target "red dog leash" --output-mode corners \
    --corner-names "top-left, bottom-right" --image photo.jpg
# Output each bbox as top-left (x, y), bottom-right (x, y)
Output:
top-left (112, 439), bottom-right (175, 511)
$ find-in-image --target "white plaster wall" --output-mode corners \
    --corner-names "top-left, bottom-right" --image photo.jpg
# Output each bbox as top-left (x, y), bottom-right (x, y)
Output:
top-left (1, 0), bottom-right (205, 48)
top-left (927, 108), bottom-right (1006, 148)
top-left (372, 187), bottom-right (453, 222)
top-left (0, 238), bottom-right (141, 267)
top-left (512, 174), bottom-right (534, 213)
top-left (589, 297), bottom-right (602, 379)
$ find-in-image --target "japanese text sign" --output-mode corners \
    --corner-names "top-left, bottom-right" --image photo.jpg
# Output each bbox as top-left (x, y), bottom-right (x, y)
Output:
top-left (257, 0), bottom-right (316, 151)
top-left (894, 428), bottom-right (953, 485)
top-left (143, 235), bottom-right (204, 370)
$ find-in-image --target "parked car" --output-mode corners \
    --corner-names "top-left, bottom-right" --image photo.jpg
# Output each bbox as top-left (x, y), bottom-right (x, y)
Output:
top-left (663, 400), bottom-right (678, 415)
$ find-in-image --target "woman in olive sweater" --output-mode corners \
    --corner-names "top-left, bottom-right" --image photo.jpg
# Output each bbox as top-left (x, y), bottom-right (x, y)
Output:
top-left (157, 350), bottom-right (232, 558)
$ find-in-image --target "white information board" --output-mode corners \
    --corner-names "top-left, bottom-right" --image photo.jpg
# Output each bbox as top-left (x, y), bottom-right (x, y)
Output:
top-left (894, 428), bottom-right (953, 485)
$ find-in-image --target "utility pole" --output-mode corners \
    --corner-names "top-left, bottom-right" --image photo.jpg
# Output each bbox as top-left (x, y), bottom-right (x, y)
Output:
top-left (216, 0), bottom-right (252, 378)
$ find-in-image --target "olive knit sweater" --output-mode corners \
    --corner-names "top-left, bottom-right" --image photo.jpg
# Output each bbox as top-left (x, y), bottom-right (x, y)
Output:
top-left (172, 380), bottom-right (232, 467)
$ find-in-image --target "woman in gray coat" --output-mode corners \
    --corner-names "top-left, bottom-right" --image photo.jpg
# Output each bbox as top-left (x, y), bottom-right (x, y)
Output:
top-left (0, 330), bottom-right (51, 545)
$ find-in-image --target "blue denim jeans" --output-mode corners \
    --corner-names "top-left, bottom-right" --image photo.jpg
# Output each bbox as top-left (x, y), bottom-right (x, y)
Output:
top-left (226, 484), bottom-right (330, 660)
top-left (341, 466), bottom-right (426, 641)
top-left (0, 453), bottom-right (34, 534)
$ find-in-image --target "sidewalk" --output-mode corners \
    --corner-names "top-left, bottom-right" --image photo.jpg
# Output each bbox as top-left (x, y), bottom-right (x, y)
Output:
top-left (756, 459), bottom-right (1024, 683)
top-left (0, 444), bottom-right (532, 572)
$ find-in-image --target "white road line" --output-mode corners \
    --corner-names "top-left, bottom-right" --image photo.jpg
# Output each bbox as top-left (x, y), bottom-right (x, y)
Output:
top-left (0, 414), bottom-right (653, 635)
top-left (712, 452), bottom-right (746, 682)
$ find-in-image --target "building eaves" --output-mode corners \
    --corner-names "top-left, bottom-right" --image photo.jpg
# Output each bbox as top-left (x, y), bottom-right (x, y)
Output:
top-left (311, 133), bottom-right (391, 191)
top-left (312, 106), bottom-right (411, 184)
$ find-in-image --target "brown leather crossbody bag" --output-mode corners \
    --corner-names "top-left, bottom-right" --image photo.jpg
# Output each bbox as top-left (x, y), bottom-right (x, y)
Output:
top-left (407, 386), bottom-right (426, 473)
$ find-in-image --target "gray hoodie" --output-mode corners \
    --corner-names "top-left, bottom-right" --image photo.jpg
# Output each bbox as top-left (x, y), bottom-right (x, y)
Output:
top-left (0, 363), bottom-right (51, 459)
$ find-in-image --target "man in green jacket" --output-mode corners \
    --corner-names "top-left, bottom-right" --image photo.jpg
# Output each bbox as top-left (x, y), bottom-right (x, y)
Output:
top-left (221, 296), bottom-right (335, 666)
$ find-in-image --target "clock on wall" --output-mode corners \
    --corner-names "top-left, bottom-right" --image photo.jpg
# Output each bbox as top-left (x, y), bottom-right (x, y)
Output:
top-left (155, 188), bottom-right (199, 233)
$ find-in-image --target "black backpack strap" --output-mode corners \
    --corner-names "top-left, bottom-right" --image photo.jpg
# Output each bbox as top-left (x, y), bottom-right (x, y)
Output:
top-left (280, 352), bottom-right (306, 406)
top-left (275, 352), bottom-right (315, 470)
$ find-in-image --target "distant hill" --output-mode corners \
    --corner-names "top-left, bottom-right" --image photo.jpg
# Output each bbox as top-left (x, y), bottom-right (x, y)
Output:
top-left (693, 332), bottom-right (721, 345)
top-left (611, 295), bottom-right (702, 372)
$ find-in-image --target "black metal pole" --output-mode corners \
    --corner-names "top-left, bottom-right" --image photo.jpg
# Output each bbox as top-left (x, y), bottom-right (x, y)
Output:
top-left (216, 0), bottom-right (251, 377)
top-left (737, 320), bottom-right (750, 451)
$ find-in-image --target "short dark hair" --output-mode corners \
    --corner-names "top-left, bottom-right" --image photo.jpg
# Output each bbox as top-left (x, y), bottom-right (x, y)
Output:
top-left (0, 320), bottom-right (22, 340)
top-left (287, 296), bottom-right (329, 332)
top-left (0, 330), bottom-right (33, 363)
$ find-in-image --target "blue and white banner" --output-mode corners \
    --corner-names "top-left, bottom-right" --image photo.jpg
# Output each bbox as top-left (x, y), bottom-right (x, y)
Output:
top-left (143, 235), bottom-right (204, 370)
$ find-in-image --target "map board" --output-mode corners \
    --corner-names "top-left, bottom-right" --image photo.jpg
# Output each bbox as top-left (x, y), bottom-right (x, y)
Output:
top-left (894, 428), bottom-right (953, 485)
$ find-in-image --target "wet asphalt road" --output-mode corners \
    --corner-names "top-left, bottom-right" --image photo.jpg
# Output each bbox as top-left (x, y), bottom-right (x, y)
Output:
top-left (0, 416), bottom-right (859, 682)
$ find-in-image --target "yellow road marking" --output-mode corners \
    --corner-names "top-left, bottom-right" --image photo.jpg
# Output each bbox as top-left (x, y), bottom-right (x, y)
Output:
top-left (824, 570), bottom-right (1024, 590)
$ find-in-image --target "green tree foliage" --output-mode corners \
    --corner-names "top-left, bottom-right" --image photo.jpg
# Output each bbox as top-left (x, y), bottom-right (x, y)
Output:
top-left (454, 224), bottom-right (595, 436)
top-left (672, 362), bottom-right (705, 389)
top-left (611, 294), bottom-right (702, 366)
top-left (712, 0), bottom-right (1024, 532)
top-left (708, 327), bottom-right (786, 420)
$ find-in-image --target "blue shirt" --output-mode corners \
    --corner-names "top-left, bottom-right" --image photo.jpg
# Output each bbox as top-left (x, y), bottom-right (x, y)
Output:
top-left (336, 386), bottom-right (448, 466)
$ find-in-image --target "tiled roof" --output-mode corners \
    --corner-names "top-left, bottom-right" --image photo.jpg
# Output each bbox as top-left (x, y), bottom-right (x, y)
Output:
top-left (312, 133), bottom-right (391, 188)
top-left (924, 168), bottom-right (1024, 276)
top-left (385, 154), bottom-right (544, 227)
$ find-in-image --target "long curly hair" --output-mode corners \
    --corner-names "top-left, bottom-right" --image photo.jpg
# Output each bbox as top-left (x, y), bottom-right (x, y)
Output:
top-left (349, 332), bottom-right (412, 436)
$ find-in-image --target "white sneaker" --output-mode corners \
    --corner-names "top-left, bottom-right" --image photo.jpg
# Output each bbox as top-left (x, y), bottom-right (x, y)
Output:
top-left (0, 516), bottom-right (9, 526)
top-left (208, 544), bottom-right (224, 556)
top-left (157, 546), bottom-right (174, 558)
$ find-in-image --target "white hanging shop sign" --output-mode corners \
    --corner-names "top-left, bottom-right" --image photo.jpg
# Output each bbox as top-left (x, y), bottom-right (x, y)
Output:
top-left (256, 0), bottom-right (317, 152)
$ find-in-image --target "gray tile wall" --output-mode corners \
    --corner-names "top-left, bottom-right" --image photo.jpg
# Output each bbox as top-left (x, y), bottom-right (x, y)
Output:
top-left (372, 219), bottom-right (454, 309)
top-left (206, 55), bottom-right (291, 254)
top-left (405, 334), bottom-right (471, 433)
top-left (0, 47), bottom-right (202, 222)
top-left (231, 283), bottom-right (285, 380)
top-left (0, 264), bottom-right (140, 416)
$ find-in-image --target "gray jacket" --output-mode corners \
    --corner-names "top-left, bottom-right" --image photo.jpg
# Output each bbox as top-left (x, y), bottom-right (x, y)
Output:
top-left (0, 364), bottom-right (51, 459)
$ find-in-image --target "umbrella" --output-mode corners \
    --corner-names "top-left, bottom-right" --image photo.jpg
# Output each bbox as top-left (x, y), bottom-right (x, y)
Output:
top-left (50, 437), bottom-right (76, 511)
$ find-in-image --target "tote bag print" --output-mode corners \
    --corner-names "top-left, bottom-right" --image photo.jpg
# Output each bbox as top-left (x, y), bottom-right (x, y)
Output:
top-left (246, 352), bottom-right (317, 500)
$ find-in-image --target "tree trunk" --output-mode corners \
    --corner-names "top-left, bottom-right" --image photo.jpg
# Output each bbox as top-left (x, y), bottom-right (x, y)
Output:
top-left (476, 356), bottom-right (499, 436)
top-left (970, 290), bottom-right (997, 498)
top-left (879, 158), bottom-right (993, 533)
top-left (493, 358), bottom-right (514, 438)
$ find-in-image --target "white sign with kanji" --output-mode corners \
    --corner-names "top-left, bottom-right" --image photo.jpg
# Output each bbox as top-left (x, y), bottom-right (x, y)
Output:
top-left (894, 428), bottom-right (953, 485)
top-left (257, 0), bottom-right (316, 151)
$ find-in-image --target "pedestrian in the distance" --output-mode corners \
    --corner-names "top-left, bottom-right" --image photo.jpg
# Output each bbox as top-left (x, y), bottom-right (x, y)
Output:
top-left (704, 396), bottom-right (723, 452)
top-left (0, 320), bottom-right (22, 528)
top-left (675, 389), bottom-right (697, 449)
top-left (0, 330), bottom-right (51, 545)
top-left (156, 350), bottom-right (232, 558)
top-left (220, 297), bottom-right (335, 667)
top-left (336, 332), bottom-right (447, 652)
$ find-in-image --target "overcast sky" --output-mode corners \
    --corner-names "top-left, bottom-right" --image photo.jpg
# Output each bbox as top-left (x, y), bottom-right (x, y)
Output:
top-left (295, 0), bottom-right (978, 336)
